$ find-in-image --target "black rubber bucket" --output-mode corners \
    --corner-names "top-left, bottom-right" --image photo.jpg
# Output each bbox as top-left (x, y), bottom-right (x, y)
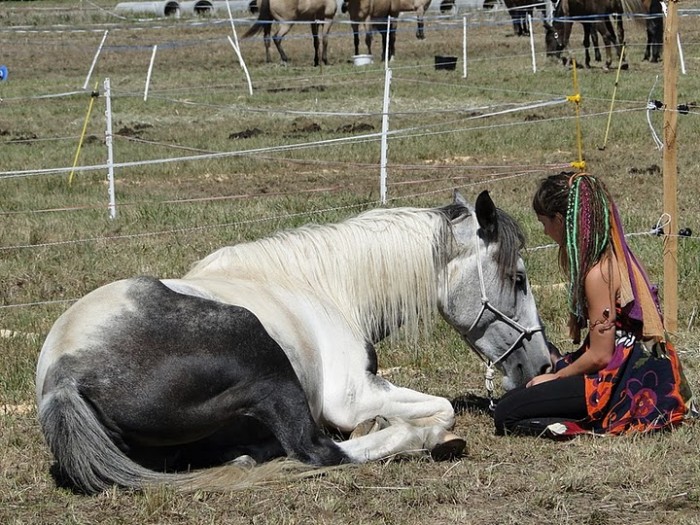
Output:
top-left (434, 55), bottom-right (457, 71)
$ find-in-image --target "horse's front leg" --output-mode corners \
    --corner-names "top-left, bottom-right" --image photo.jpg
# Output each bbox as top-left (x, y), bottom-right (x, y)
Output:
top-left (322, 371), bottom-right (456, 434)
top-left (415, 12), bottom-right (425, 40)
top-left (311, 23), bottom-right (321, 67)
top-left (336, 417), bottom-right (466, 462)
top-left (388, 20), bottom-right (397, 61)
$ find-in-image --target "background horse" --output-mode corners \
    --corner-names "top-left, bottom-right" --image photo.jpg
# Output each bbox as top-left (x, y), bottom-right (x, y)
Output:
top-left (503, 0), bottom-right (543, 37)
top-left (341, 0), bottom-right (433, 62)
top-left (544, 0), bottom-right (627, 69)
top-left (641, 0), bottom-right (663, 62)
top-left (35, 190), bottom-right (551, 494)
top-left (242, 0), bottom-right (336, 66)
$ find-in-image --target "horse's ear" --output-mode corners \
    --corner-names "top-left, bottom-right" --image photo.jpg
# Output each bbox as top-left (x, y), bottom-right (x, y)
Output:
top-left (452, 190), bottom-right (471, 211)
top-left (475, 190), bottom-right (498, 239)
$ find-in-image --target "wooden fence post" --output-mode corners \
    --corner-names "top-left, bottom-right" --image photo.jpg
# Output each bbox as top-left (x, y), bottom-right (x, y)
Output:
top-left (662, 0), bottom-right (679, 332)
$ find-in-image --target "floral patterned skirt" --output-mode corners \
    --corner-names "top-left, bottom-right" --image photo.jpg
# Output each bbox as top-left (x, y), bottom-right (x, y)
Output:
top-left (560, 330), bottom-right (692, 435)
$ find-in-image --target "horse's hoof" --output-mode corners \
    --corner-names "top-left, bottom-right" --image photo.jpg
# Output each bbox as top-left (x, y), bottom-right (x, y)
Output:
top-left (431, 434), bottom-right (467, 461)
top-left (228, 454), bottom-right (257, 469)
top-left (621, 63), bottom-right (629, 70)
top-left (350, 415), bottom-right (391, 439)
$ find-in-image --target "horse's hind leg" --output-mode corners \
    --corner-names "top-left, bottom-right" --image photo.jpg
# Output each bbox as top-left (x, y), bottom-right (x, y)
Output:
top-left (351, 22), bottom-right (361, 55)
top-left (263, 24), bottom-right (273, 63)
top-left (364, 23), bottom-right (373, 56)
top-left (601, 18), bottom-right (626, 70)
top-left (273, 24), bottom-right (291, 63)
top-left (250, 377), bottom-right (347, 465)
top-left (583, 24), bottom-right (592, 68)
top-left (321, 20), bottom-right (332, 65)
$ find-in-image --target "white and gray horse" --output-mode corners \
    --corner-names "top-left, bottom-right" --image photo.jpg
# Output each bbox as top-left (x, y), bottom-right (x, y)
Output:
top-left (36, 190), bottom-right (551, 494)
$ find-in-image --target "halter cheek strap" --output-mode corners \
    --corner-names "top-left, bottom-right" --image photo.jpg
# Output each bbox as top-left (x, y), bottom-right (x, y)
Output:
top-left (461, 230), bottom-right (543, 409)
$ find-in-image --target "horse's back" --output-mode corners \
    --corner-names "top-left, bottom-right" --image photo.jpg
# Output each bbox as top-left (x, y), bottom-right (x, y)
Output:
top-left (391, 0), bottom-right (431, 13)
top-left (269, 0), bottom-right (337, 20)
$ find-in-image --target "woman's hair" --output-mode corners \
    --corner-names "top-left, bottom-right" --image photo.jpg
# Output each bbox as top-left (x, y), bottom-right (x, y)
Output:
top-left (533, 172), bottom-right (614, 342)
top-left (532, 172), bottom-right (570, 218)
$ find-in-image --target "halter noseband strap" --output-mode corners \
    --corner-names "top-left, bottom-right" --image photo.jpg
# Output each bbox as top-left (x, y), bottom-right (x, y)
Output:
top-left (462, 229), bottom-right (543, 409)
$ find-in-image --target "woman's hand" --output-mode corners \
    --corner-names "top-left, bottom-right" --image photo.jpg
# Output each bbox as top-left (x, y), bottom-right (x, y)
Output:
top-left (527, 373), bottom-right (559, 388)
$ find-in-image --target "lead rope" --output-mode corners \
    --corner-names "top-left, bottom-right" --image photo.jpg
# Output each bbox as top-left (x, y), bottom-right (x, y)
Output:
top-left (485, 365), bottom-right (496, 411)
top-left (471, 231), bottom-right (498, 411)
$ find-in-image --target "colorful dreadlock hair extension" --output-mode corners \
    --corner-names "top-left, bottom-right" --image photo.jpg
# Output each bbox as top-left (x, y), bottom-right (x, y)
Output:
top-left (565, 174), bottom-right (611, 342)
top-left (565, 173), bottom-right (665, 343)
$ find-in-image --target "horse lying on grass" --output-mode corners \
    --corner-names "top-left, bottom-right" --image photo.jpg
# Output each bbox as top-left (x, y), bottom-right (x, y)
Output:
top-left (36, 190), bottom-right (551, 494)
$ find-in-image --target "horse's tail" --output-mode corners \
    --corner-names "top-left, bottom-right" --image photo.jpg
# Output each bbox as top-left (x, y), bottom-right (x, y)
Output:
top-left (39, 379), bottom-right (332, 494)
top-left (38, 379), bottom-right (178, 494)
top-left (242, 0), bottom-right (273, 39)
top-left (619, 0), bottom-right (648, 28)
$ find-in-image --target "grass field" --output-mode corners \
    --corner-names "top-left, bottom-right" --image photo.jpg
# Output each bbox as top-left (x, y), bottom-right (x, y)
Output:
top-left (1, 1), bottom-right (700, 523)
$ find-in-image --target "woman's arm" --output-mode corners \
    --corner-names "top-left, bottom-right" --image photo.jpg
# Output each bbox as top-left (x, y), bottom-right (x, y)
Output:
top-left (528, 260), bottom-right (618, 387)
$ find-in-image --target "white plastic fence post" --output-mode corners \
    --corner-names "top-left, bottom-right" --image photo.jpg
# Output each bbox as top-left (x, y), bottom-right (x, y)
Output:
top-left (144, 45), bottom-right (157, 101)
top-left (528, 14), bottom-right (536, 73)
top-left (661, 1), bottom-right (686, 74)
top-left (83, 30), bottom-right (108, 90)
top-left (463, 15), bottom-right (468, 79)
top-left (226, 0), bottom-right (254, 94)
top-left (380, 67), bottom-right (392, 205)
top-left (385, 16), bottom-right (391, 70)
top-left (104, 78), bottom-right (117, 220)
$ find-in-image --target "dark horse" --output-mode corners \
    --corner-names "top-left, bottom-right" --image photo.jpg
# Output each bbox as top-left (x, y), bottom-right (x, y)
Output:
top-left (242, 0), bottom-right (337, 66)
top-left (504, 0), bottom-right (545, 37)
top-left (544, 0), bottom-right (628, 69)
top-left (36, 191), bottom-right (551, 494)
top-left (642, 0), bottom-right (663, 63)
top-left (341, 0), bottom-right (433, 61)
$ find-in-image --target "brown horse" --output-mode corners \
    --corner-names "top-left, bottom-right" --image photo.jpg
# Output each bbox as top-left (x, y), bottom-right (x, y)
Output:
top-left (341, 0), bottom-right (433, 62)
top-left (544, 0), bottom-right (627, 70)
top-left (243, 0), bottom-right (337, 66)
top-left (503, 0), bottom-right (543, 37)
top-left (641, 0), bottom-right (663, 62)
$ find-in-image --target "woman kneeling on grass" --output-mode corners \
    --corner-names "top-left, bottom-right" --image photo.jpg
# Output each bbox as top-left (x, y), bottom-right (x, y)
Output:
top-left (494, 172), bottom-right (695, 438)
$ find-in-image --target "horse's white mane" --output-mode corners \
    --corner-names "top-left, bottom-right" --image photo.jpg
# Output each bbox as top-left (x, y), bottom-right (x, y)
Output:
top-left (185, 207), bottom-right (463, 342)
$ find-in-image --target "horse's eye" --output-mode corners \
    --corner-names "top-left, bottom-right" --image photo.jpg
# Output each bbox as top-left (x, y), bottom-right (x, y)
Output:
top-left (513, 273), bottom-right (526, 288)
